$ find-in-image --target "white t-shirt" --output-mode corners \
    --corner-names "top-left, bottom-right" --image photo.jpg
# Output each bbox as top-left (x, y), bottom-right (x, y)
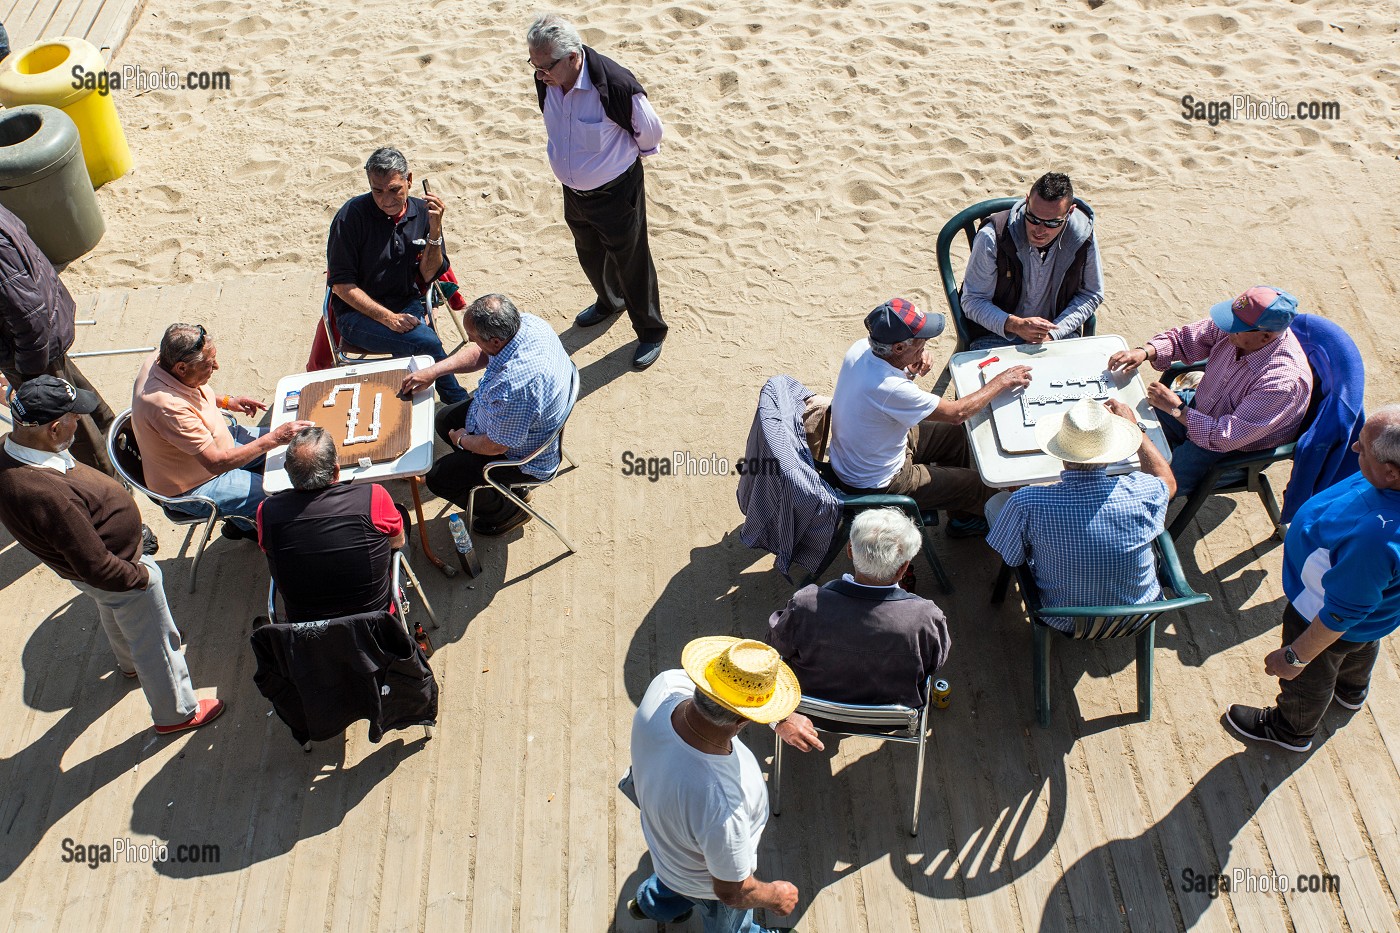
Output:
top-left (630, 670), bottom-right (769, 901)
top-left (828, 339), bottom-right (941, 488)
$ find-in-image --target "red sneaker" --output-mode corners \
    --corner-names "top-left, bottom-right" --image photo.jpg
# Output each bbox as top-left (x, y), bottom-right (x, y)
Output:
top-left (154, 698), bottom-right (226, 735)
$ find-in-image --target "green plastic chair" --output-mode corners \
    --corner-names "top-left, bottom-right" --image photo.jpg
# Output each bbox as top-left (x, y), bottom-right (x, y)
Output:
top-left (933, 198), bottom-right (1097, 389)
top-left (798, 461), bottom-right (953, 594)
top-left (992, 531), bottom-right (1210, 727)
top-left (1157, 361), bottom-right (1323, 541)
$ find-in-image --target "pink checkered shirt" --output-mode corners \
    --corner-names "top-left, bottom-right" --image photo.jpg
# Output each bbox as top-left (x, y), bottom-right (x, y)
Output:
top-left (1146, 320), bottom-right (1313, 453)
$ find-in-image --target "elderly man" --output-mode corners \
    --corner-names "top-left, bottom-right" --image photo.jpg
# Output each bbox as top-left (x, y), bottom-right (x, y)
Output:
top-left (0, 202), bottom-right (115, 474)
top-left (987, 397), bottom-right (1176, 629)
top-left (526, 14), bottom-right (667, 369)
top-left (257, 427), bottom-right (406, 622)
top-left (960, 172), bottom-right (1103, 351)
top-left (828, 298), bottom-right (1031, 537)
top-left (1109, 285), bottom-right (1313, 499)
top-left (326, 147), bottom-right (467, 403)
top-left (767, 508), bottom-right (949, 710)
top-left (0, 376), bottom-right (223, 734)
top-left (1227, 407), bottom-right (1400, 752)
top-left (628, 637), bottom-right (821, 931)
top-left (132, 323), bottom-right (314, 536)
top-left (401, 294), bottom-right (571, 537)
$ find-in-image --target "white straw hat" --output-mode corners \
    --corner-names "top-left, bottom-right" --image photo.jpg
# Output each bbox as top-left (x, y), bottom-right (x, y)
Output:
top-left (1033, 397), bottom-right (1141, 465)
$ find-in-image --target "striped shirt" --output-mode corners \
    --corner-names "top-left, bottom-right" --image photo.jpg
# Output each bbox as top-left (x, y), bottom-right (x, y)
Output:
top-left (1146, 320), bottom-right (1312, 453)
top-left (465, 314), bottom-right (572, 479)
top-left (988, 469), bottom-right (1169, 632)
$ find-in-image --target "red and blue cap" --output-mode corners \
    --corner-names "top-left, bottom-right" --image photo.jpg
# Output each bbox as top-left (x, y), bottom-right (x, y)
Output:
top-left (864, 298), bottom-right (945, 343)
top-left (1209, 286), bottom-right (1298, 334)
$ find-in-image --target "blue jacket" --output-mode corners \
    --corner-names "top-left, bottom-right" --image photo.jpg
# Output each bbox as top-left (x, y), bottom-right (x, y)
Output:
top-left (1281, 314), bottom-right (1365, 523)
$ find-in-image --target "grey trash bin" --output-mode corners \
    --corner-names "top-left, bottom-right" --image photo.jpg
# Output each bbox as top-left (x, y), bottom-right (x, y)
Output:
top-left (0, 104), bottom-right (104, 264)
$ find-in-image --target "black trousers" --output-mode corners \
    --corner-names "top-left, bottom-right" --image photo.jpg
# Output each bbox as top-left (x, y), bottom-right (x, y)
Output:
top-left (562, 158), bottom-right (666, 343)
top-left (1275, 603), bottom-right (1379, 739)
top-left (425, 397), bottom-right (533, 525)
top-left (5, 353), bottom-right (116, 476)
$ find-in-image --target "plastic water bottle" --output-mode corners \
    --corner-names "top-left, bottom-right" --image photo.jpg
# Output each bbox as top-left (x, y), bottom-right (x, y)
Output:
top-left (447, 513), bottom-right (481, 576)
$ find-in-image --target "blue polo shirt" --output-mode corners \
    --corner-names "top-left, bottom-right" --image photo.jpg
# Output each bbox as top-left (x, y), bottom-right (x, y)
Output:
top-left (326, 194), bottom-right (448, 317)
top-left (1283, 472), bottom-right (1400, 643)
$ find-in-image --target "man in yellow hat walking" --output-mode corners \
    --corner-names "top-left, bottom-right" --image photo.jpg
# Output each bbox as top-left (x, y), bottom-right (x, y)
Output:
top-left (626, 638), bottom-right (822, 931)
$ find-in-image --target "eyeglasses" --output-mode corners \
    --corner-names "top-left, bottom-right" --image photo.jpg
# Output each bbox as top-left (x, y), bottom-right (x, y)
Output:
top-left (1025, 209), bottom-right (1069, 229)
top-left (529, 55), bottom-right (565, 76)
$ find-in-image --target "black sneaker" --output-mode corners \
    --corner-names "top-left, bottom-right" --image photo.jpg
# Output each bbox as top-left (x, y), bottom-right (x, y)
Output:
top-left (1333, 689), bottom-right (1367, 711)
top-left (140, 524), bottom-right (160, 556)
top-left (1224, 704), bottom-right (1312, 752)
top-left (626, 898), bottom-right (692, 923)
top-left (220, 520), bottom-right (256, 541)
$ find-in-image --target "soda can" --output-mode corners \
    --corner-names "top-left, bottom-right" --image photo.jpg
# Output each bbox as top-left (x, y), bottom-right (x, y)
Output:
top-left (931, 679), bottom-right (951, 709)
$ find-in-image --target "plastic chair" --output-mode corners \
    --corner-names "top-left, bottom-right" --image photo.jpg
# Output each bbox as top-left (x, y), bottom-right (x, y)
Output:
top-left (464, 362), bottom-right (580, 558)
top-left (107, 408), bottom-right (230, 593)
top-left (801, 461), bottom-right (953, 594)
top-left (771, 675), bottom-right (932, 836)
top-left (933, 197), bottom-right (1097, 390)
top-left (992, 532), bottom-right (1211, 727)
top-left (266, 549), bottom-right (440, 632)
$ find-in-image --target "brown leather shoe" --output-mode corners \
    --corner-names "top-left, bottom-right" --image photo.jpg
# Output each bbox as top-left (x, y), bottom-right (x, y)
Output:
top-left (154, 698), bottom-right (226, 735)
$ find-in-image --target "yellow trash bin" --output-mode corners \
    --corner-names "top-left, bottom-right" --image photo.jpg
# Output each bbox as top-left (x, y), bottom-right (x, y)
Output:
top-left (0, 37), bottom-right (132, 188)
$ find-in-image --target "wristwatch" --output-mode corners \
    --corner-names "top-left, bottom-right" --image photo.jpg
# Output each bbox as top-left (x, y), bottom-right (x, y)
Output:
top-left (1135, 420), bottom-right (1149, 433)
top-left (427, 235), bottom-right (444, 246)
top-left (1282, 645), bottom-right (1307, 668)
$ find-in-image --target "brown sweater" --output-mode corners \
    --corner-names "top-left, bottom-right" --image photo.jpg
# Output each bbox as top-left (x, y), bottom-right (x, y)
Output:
top-left (0, 447), bottom-right (148, 591)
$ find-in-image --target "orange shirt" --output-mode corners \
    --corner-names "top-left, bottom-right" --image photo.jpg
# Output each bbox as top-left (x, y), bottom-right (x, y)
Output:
top-left (130, 353), bottom-right (236, 496)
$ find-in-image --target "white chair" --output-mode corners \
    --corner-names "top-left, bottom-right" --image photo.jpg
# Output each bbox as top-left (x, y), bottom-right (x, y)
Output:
top-left (107, 408), bottom-right (229, 593)
top-left (465, 362), bottom-right (580, 558)
top-left (770, 676), bottom-right (932, 836)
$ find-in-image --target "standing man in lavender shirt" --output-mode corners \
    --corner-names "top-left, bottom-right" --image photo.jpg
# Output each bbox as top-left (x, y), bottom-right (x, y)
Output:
top-left (526, 13), bottom-right (668, 370)
top-left (1108, 286), bottom-right (1313, 498)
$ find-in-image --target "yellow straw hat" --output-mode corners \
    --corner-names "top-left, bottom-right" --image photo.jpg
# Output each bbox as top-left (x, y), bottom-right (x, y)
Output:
top-left (681, 637), bottom-right (801, 724)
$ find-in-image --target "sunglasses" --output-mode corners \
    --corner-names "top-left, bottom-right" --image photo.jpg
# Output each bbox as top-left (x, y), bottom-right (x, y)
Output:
top-left (529, 55), bottom-right (565, 76)
top-left (1025, 209), bottom-right (1070, 229)
top-left (174, 324), bottom-right (208, 364)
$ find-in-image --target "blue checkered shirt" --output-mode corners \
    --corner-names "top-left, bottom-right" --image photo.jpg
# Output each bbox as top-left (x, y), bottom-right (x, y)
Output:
top-left (987, 469), bottom-right (1169, 632)
top-left (465, 313), bottom-right (572, 478)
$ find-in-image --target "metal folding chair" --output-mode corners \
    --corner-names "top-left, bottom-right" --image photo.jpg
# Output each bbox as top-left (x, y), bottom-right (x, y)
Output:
top-left (107, 408), bottom-right (229, 592)
top-left (771, 675), bottom-right (933, 836)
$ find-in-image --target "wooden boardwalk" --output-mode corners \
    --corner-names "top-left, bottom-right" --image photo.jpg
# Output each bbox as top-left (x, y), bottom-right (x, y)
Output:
top-left (0, 271), bottom-right (1397, 932)
top-left (3, 0), bottom-right (142, 57)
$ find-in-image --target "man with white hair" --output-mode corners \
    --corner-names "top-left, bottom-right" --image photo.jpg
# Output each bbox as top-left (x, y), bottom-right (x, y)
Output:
top-left (986, 397), bottom-right (1176, 630)
top-left (767, 508), bottom-right (950, 710)
top-left (526, 13), bottom-right (668, 369)
top-left (1226, 406), bottom-right (1400, 753)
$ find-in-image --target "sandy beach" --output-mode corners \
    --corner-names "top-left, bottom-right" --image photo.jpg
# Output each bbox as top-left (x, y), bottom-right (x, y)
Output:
top-left (3, 0), bottom-right (1400, 929)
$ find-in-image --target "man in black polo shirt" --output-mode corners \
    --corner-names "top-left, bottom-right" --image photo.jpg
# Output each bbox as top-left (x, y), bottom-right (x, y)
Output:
top-left (257, 427), bottom-right (407, 622)
top-left (326, 147), bottom-right (467, 403)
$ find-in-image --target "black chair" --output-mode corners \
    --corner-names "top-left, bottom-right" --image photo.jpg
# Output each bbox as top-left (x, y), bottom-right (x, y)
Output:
top-left (993, 532), bottom-right (1211, 727)
top-left (107, 408), bottom-right (230, 592)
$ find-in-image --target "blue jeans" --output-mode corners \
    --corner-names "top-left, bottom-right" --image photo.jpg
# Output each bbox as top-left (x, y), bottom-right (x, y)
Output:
top-left (334, 297), bottom-right (468, 403)
top-left (634, 874), bottom-right (776, 933)
top-left (1156, 388), bottom-right (1242, 498)
top-left (166, 425), bottom-right (268, 529)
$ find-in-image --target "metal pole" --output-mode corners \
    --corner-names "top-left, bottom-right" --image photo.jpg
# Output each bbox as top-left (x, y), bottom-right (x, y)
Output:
top-left (68, 346), bottom-right (155, 359)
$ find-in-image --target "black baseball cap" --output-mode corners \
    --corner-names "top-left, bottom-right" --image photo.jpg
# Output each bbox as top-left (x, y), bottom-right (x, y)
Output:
top-left (864, 298), bottom-right (945, 343)
top-left (10, 375), bottom-right (100, 426)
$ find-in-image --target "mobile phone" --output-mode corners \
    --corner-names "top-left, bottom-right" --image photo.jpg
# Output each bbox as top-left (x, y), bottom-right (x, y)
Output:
top-left (422, 179), bottom-right (432, 197)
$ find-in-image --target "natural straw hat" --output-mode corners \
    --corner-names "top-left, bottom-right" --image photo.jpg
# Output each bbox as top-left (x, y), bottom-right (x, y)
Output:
top-left (681, 637), bottom-right (802, 724)
top-left (1033, 396), bottom-right (1141, 465)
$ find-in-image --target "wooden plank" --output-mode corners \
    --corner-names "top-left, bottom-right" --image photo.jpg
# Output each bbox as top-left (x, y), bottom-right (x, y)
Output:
top-left (564, 594), bottom-right (614, 931)
top-left (518, 572), bottom-right (567, 930)
top-left (326, 736), bottom-right (391, 933)
top-left (81, 0), bottom-right (142, 57)
top-left (1294, 750), bottom-right (1394, 931)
